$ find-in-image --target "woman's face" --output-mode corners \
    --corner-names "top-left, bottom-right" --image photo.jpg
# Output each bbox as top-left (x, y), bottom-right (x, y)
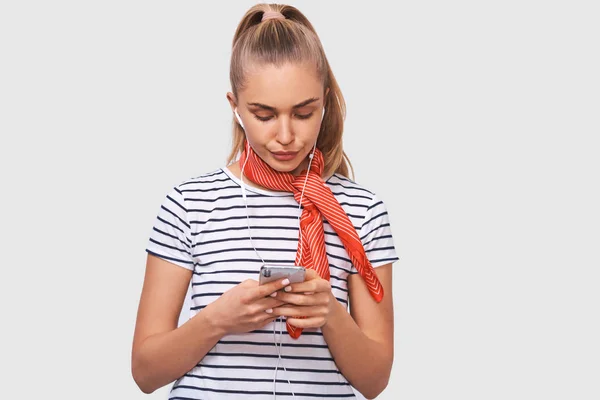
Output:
top-left (228, 62), bottom-right (327, 176)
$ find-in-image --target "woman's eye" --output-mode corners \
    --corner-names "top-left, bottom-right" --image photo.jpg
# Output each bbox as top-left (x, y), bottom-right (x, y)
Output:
top-left (253, 112), bottom-right (313, 122)
top-left (254, 115), bottom-right (273, 122)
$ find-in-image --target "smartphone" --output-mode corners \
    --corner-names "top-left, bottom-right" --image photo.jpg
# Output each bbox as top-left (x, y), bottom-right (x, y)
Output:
top-left (259, 264), bottom-right (306, 285)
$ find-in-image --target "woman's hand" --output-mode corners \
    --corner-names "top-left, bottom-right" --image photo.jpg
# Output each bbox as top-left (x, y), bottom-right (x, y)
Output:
top-left (272, 268), bottom-right (338, 329)
top-left (205, 278), bottom-right (291, 335)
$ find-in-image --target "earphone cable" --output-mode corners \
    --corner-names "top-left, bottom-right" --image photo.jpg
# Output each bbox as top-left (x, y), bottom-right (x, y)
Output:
top-left (236, 106), bottom-right (323, 399)
top-left (241, 152), bottom-right (310, 399)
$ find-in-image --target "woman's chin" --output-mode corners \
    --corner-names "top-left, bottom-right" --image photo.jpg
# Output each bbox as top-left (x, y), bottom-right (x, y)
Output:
top-left (270, 161), bottom-right (299, 172)
top-left (268, 159), bottom-right (307, 175)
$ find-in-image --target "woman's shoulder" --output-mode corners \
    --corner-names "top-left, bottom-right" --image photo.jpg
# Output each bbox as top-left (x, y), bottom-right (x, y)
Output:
top-left (326, 173), bottom-right (377, 203)
top-left (172, 167), bottom-right (233, 192)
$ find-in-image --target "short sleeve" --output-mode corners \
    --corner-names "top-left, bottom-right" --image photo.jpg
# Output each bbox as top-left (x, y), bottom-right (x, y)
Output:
top-left (145, 185), bottom-right (195, 271)
top-left (351, 193), bottom-right (400, 273)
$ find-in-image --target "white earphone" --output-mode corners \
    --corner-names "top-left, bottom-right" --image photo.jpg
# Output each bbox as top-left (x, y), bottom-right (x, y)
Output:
top-left (236, 104), bottom-right (325, 399)
top-left (235, 106), bottom-right (324, 161)
top-left (234, 108), bottom-right (245, 130)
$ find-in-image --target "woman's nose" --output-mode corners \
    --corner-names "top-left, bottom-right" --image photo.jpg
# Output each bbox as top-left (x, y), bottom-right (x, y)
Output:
top-left (275, 116), bottom-right (294, 145)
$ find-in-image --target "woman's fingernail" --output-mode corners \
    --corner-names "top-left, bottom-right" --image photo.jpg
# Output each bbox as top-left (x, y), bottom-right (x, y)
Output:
top-left (270, 292), bottom-right (277, 297)
top-left (282, 278), bottom-right (290, 286)
top-left (265, 308), bottom-right (273, 314)
top-left (284, 286), bottom-right (292, 292)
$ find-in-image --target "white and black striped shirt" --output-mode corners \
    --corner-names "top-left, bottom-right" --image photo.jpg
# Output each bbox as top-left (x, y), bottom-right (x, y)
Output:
top-left (145, 166), bottom-right (399, 399)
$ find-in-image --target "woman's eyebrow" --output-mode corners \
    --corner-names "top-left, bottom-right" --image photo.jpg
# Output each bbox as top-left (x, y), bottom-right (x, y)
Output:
top-left (247, 97), bottom-right (320, 111)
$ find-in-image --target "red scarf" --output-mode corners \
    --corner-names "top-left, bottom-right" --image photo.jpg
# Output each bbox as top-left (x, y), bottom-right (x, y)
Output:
top-left (239, 141), bottom-right (384, 338)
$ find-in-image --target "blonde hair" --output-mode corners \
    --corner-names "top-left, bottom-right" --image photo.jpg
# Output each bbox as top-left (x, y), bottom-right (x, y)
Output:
top-left (226, 3), bottom-right (354, 180)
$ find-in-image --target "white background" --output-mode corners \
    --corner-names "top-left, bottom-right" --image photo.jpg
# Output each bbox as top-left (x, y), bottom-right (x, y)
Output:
top-left (1, 0), bottom-right (599, 399)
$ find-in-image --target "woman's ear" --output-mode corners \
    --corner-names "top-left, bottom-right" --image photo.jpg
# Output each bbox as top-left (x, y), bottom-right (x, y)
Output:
top-left (226, 92), bottom-right (237, 112)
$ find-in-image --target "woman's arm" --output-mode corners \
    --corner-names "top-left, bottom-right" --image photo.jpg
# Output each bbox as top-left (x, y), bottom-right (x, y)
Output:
top-left (131, 254), bottom-right (224, 394)
top-left (321, 264), bottom-right (394, 399)
top-left (131, 254), bottom-right (289, 394)
top-left (273, 264), bottom-right (394, 399)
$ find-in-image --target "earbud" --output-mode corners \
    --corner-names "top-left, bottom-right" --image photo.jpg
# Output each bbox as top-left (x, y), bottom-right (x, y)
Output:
top-left (321, 107), bottom-right (325, 121)
top-left (234, 108), bottom-right (245, 130)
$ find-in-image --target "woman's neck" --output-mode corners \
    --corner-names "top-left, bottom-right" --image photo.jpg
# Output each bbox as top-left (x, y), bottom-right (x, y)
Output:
top-left (227, 161), bottom-right (276, 192)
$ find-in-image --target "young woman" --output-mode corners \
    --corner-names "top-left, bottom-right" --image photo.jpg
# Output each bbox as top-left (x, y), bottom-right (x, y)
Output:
top-left (132, 4), bottom-right (399, 399)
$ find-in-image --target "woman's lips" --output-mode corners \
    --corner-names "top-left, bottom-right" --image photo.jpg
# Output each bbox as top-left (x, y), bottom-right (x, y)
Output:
top-left (271, 151), bottom-right (298, 161)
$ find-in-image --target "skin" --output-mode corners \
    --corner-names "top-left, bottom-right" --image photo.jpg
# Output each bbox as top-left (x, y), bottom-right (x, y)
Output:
top-left (131, 62), bottom-right (394, 399)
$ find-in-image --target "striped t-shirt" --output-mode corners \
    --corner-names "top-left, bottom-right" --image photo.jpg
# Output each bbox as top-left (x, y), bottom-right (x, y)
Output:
top-left (145, 166), bottom-right (399, 399)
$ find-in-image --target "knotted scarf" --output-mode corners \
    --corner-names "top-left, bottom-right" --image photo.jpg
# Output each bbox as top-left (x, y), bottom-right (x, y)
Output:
top-left (239, 140), bottom-right (384, 338)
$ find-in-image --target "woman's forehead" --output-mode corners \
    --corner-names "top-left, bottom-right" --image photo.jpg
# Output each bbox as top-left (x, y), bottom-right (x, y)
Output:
top-left (240, 62), bottom-right (323, 106)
